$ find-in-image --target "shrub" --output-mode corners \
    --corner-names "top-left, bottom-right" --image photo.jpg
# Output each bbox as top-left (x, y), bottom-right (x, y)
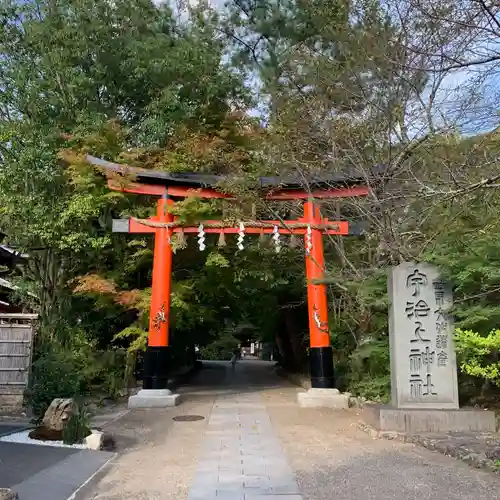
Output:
top-left (455, 328), bottom-right (500, 385)
top-left (200, 331), bottom-right (239, 361)
top-left (62, 403), bottom-right (92, 445)
top-left (92, 348), bottom-right (130, 399)
top-left (347, 338), bottom-right (391, 402)
top-left (26, 349), bottom-right (87, 421)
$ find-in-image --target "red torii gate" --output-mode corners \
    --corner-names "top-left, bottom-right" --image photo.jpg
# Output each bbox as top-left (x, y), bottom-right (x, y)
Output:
top-left (87, 155), bottom-right (372, 407)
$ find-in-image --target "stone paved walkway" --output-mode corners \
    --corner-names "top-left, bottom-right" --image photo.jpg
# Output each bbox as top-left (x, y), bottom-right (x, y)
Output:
top-left (85, 360), bottom-right (500, 500)
top-left (188, 370), bottom-right (301, 500)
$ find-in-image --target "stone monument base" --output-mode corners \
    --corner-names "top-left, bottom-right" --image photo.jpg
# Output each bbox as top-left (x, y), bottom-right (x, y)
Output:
top-left (128, 389), bottom-right (181, 409)
top-left (297, 388), bottom-right (350, 409)
top-left (364, 404), bottom-right (496, 433)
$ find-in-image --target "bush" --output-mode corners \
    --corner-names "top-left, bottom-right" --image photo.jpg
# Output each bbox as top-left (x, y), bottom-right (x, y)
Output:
top-left (347, 338), bottom-right (391, 402)
top-left (26, 349), bottom-right (87, 421)
top-left (200, 331), bottom-right (239, 361)
top-left (455, 328), bottom-right (500, 386)
top-left (62, 403), bottom-right (92, 445)
top-left (91, 348), bottom-right (131, 399)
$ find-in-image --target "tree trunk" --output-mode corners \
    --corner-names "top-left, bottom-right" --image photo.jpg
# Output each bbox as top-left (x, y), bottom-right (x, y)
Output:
top-left (282, 308), bottom-right (306, 372)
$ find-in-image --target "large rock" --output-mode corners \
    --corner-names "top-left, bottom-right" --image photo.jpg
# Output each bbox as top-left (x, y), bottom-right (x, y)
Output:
top-left (28, 426), bottom-right (63, 441)
top-left (42, 398), bottom-right (75, 432)
top-left (0, 488), bottom-right (18, 500)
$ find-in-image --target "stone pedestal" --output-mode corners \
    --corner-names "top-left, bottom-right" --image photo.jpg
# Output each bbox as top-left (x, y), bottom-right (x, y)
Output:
top-left (364, 404), bottom-right (496, 433)
top-left (128, 389), bottom-right (181, 409)
top-left (297, 388), bottom-right (350, 409)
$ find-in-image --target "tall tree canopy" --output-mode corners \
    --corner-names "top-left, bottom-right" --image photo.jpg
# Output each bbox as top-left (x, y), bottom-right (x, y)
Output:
top-left (0, 0), bottom-right (249, 335)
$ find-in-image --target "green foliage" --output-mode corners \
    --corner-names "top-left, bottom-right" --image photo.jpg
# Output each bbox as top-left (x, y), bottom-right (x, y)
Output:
top-left (92, 349), bottom-right (131, 399)
top-left (205, 252), bottom-right (231, 268)
top-left (424, 190), bottom-right (500, 334)
top-left (26, 349), bottom-right (87, 420)
top-left (114, 326), bottom-right (149, 353)
top-left (0, 0), bottom-right (249, 348)
top-left (62, 403), bottom-right (92, 445)
top-left (200, 330), bottom-right (240, 361)
top-left (347, 339), bottom-right (391, 402)
top-left (455, 328), bottom-right (500, 386)
top-left (0, 0), bottom-right (498, 410)
top-left (27, 338), bottom-right (133, 418)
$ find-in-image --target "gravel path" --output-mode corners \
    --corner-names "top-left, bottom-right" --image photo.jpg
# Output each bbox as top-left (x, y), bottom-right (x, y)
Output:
top-left (262, 372), bottom-right (500, 500)
top-left (84, 360), bottom-right (500, 500)
top-left (85, 362), bottom-right (227, 500)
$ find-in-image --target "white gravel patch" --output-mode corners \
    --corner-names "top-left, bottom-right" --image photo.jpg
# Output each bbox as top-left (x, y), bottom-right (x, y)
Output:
top-left (0, 429), bottom-right (97, 449)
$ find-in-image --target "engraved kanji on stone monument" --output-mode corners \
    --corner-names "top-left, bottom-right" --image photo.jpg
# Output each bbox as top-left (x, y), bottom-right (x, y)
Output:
top-left (388, 262), bottom-right (458, 409)
top-left (406, 269), bottom-right (428, 296)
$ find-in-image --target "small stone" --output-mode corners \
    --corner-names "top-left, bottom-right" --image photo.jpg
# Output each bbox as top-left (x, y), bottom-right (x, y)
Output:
top-left (0, 488), bottom-right (18, 500)
top-left (85, 431), bottom-right (116, 451)
top-left (380, 431), bottom-right (400, 440)
top-left (85, 431), bottom-right (104, 450)
top-left (486, 446), bottom-right (500, 460)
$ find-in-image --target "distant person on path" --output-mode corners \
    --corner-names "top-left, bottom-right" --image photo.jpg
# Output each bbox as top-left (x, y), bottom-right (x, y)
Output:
top-left (230, 346), bottom-right (240, 368)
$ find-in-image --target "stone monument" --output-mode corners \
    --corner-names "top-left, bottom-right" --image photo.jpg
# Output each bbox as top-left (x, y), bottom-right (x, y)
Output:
top-left (390, 262), bottom-right (458, 409)
top-left (364, 262), bottom-right (496, 433)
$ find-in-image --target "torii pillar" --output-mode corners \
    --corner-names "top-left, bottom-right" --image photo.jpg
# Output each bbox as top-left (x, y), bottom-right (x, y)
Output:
top-left (304, 201), bottom-right (334, 389)
top-left (296, 200), bottom-right (349, 409)
top-left (129, 195), bottom-right (181, 408)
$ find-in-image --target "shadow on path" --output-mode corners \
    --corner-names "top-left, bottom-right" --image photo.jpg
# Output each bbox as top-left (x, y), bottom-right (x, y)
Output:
top-left (178, 359), bottom-right (289, 397)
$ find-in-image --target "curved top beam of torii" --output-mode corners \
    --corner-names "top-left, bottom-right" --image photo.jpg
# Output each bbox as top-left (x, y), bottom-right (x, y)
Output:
top-left (85, 154), bottom-right (382, 200)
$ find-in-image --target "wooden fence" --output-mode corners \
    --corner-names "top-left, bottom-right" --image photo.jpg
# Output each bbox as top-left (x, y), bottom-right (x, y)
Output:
top-left (0, 314), bottom-right (37, 412)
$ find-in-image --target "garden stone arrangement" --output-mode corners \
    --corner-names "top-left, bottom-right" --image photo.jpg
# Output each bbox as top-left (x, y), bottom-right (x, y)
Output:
top-left (0, 398), bottom-right (114, 451)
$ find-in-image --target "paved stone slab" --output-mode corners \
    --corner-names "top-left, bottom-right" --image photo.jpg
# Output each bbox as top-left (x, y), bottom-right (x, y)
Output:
top-left (187, 366), bottom-right (303, 500)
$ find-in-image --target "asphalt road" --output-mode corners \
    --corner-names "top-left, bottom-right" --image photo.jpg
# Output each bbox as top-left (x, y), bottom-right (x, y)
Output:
top-left (0, 432), bottom-right (113, 500)
top-left (0, 442), bottom-right (78, 487)
top-left (0, 423), bottom-right (30, 437)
